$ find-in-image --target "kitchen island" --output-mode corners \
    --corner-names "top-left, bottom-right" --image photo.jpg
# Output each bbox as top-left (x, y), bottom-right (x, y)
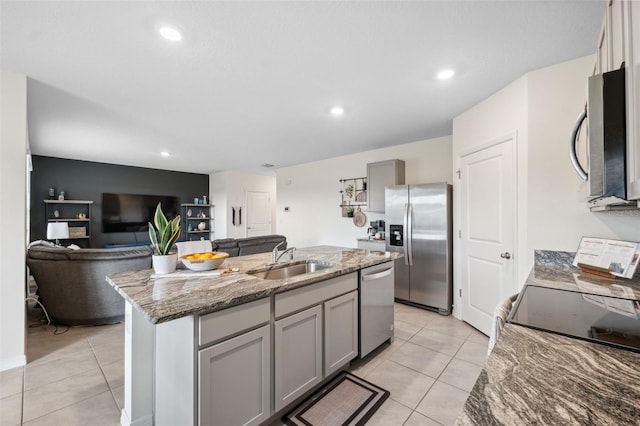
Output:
top-left (106, 246), bottom-right (398, 426)
top-left (457, 250), bottom-right (640, 425)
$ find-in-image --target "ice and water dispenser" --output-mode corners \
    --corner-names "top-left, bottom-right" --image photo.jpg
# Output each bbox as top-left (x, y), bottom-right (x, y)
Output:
top-left (389, 224), bottom-right (403, 247)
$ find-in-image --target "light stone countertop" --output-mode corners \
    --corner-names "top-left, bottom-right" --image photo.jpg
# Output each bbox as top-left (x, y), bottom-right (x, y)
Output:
top-left (457, 250), bottom-right (640, 425)
top-left (457, 324), bottom-right (640, 425)
top-left (106, 245), bottom-right (398, 324)
top-left (525, 250), bottom-right (640, 300)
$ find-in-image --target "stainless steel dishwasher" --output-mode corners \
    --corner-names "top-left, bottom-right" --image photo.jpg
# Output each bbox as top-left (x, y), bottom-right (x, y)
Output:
top-left (359, 262), bottom-right (395, 358)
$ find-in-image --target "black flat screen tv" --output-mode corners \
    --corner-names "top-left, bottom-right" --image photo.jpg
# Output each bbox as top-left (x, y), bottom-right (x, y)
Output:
top-left (102, 193), bottom-right (180, 233)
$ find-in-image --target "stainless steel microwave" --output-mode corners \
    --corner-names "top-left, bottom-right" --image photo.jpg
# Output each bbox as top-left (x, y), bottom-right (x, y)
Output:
top-left (569, 67), bottom-right (637, 210)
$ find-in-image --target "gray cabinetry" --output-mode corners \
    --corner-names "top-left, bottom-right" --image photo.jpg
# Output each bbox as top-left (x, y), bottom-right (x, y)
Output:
top-left (367, 159), bottom-right (405, 213)
top-left (357, 239), bottom-right (386, 251)
top-left (198, 324), bottom-right (271, 426)
top-left (274, 305), bottom-right (323, 412)
top-left (197, 298), bottom-right (271, 426)
top-left (324, 291), bottom-right (358, 376)
top-left (273, 273), bottom-right (358, 412)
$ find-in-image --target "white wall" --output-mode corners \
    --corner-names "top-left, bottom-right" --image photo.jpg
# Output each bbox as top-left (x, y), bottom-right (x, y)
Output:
top-left (452, 54), bottom-right (640, 317)
top-left (1, 70), bottom-right (28, 371)
top-left (527, 55), bottom-right (640, 255)
top-left (276, 136), bottom-right (453, 248)
top-left (210, 171), bottom-right (276, 239)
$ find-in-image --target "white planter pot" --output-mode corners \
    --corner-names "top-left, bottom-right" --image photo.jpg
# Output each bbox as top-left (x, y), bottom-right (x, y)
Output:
top-left (152, 253), bottom-right (178, 275)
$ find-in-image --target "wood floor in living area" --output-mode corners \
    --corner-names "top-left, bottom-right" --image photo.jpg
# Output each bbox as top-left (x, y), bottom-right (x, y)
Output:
top-left (1, 303), bottom-right (488, 426)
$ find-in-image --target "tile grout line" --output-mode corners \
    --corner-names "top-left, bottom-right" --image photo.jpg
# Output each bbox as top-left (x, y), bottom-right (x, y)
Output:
top-left (21, 365), bottom-right (25, 426)
top-left (392, 313), bottom-right (487, 424)
top-left (84, 328), bottom-right (121, 412)
top-left (20, 328), bottom-right (112, 424)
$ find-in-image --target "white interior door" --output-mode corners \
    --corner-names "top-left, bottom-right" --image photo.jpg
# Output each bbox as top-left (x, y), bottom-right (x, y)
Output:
top-left (246, 191), bottom-right (271, 237)
top-left (459, 135), bottom-right (516, 335)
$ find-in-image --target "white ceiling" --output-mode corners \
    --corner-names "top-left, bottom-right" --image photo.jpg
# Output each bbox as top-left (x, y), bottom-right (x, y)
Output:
top-left (1, 1), bottom-right (604, 175)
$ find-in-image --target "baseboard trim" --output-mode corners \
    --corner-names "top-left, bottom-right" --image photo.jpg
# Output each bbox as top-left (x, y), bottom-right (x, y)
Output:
top-left (120, 409), bottom-right (152, 426)
top-left (0, 354), bottom-right (26, 372)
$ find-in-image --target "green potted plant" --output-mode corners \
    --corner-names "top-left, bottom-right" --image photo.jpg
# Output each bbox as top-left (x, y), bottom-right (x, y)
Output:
top-left (148, 202), bottom-right (181, 274)
top-left (346, 206), bottom-right (355, 217)
top-left (345, 184), bottom-right (354, 199)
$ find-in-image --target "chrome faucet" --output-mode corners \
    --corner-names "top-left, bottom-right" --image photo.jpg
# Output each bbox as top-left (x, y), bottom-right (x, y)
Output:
top-left (272, 242), bottom-right (296, 263)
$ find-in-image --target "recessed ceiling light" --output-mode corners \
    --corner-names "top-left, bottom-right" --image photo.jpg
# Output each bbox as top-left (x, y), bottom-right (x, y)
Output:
top-left (437, 69), bottom-right (455, 80)
top-left (160, 151), bottom-right (171, 157)
top-left (159, 26), bottom-right (182, 42)
top-left (330, 106), bottom-right (345, 116)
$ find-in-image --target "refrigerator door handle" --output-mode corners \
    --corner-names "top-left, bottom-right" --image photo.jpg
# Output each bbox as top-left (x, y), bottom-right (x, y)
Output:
top-left (403, 203), bottom-right (410, 266)
top-left (407, 202), bottom-right (413, 266)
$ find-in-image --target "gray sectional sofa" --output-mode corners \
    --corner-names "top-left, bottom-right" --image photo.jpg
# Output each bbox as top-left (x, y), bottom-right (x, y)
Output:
top-left (213, 235), bottom-right (287, 257)
top-left (26, 235), bottom-right (287, 326)
top-left (27, 245), bottom-right (153, 325)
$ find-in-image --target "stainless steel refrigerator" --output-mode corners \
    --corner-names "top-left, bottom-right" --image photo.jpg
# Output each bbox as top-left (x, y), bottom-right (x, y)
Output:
top-left (385, 182), bottom-right (453, 314)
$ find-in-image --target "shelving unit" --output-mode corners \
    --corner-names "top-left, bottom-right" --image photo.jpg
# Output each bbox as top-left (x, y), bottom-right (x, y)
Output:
top-left (338, 177), bottom-right (367, 217)
top-left (44, 199), bottom-right (93, 247)
top-left (181, 203), bottom-right (215, 241)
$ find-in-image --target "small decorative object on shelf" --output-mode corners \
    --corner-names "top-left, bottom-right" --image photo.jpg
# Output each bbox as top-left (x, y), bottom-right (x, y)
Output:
top-left (44, 199), bottom-right (93, 247)
top-left (58, 191), bottom-right (65, 201)
top-left (345, 184), bottom-right (354, 199)
top-left (339, 176), bottom-right (367, 218)
top-left (181, 203), bottom-right (215, 241)
top-left (48, 187), bottom-right (55, 200)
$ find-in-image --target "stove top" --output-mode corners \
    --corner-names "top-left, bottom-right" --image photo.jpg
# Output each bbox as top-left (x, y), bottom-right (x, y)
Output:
top-left (508, 285), bottom-right (640, 352)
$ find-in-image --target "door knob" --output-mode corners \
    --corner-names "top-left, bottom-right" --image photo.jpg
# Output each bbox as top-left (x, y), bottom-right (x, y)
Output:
top-left (500, 252), bottom-right (512, 259)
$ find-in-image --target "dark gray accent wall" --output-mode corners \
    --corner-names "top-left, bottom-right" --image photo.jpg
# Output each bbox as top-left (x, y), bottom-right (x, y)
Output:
top-left (31, 156), bottom-right (208, 248)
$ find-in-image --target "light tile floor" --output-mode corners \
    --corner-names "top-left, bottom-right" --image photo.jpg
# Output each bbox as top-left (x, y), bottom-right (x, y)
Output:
top-left (349, 303), bottom-right (488, 426)
top-left (1, 303), bottom-right (487, 426)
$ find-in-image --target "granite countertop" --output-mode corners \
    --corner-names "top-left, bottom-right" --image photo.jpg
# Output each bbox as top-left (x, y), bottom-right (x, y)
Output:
top-left (457, 250), bottom-right (640, 425)
top-left (106, 245), bottom-right (398, 324)
top-left (526, 250), bottom-right (640, 300)
top-left (457, 323), bottom-right (640, 425)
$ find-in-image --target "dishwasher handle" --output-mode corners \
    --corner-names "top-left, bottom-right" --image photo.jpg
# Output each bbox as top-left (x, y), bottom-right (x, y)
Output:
top-left (361, 267), bottom-right (393, 281)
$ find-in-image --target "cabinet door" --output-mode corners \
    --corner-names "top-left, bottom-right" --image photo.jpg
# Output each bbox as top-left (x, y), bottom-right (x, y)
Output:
top-left (199, 324), bottom-right (271, 426)
top-left (324, 291), bottom-right (358, 376)
top-left (625, 0), bottom-right (640, 199)
top-left (274, 305), bottom-right (322, 412)
top-left (367, 160), bottom-right (406, 213)
top-left (357, 240), bottom-right (386, 251)
top-left (597, 14), bottom-right (610, 73)
top-left (609, 0), bottom-right (625, 70)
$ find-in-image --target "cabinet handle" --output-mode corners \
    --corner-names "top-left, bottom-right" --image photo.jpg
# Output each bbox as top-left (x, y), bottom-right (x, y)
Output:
top-left (500, 252), bottom-right (512, 259)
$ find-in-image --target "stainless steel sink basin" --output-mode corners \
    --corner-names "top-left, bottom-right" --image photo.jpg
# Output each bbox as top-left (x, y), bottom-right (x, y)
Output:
top-left (248, 260), bottom-right (335, 280)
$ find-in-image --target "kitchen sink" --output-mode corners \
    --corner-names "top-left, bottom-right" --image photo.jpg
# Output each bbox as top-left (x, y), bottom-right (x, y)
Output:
top-left (247, 260), bottom-right (335, 280)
